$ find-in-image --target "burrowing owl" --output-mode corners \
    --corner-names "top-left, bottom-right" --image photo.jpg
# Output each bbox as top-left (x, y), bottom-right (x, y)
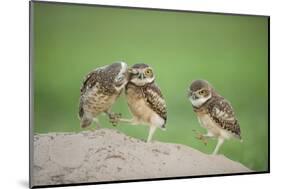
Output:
top-left (79, 61), bottom-right (129, 129)
top-left (115, 63), bottom-right (167, 142)
top-left (187, 80), bottom-right (241, 155)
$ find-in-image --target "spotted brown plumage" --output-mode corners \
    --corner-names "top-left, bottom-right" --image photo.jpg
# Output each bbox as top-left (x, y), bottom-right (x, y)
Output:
top-left (188, 79), bottom-right (242, 155)
top-left (79, 62), bottom-right (128, 129)
top-left (118, 63), bottom-right (167, 142)
top-left (80, 63), bottom-right (123, 96)
top-left (142, 83), bottom-right (167, 124)
top-left (206, 96), bottom-right (241, 138)
top-left (194, 95), bottom-right (241, 138)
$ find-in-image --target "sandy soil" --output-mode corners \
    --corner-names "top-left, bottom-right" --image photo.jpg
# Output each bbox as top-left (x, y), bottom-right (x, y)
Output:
top-left (32, 128), bottom-right (252, 187)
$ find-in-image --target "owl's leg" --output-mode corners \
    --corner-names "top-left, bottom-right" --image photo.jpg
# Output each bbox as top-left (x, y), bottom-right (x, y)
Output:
top-left (147, 126), bottom-right (157, 143)
top-left (194, 130), bottom-right (214, 145)
top-left (196, 133), bottom-right (208, 145)
top-left (105, 111), bottom-right (122, 126)
top-left (203, 131), bottom-right (215, 138)
top-left (118, 118), bottom-right (135, 124)
top-left (212, 137), bottom-right (224, 155)
top-left (92, 118), bottom-right (101, 129)
top-left (193, 130), bottom-right (207, 145)
top-left (108, 113), bottom-right (137, 125)
top-left (202, 132), bottom-right (215, 144)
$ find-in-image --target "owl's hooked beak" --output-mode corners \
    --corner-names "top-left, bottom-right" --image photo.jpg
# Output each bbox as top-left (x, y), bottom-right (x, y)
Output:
top-left (188, 90), bottom-right (198, 100)
top-left (138, 73), bottom-right (144, 80)
top-left (192, 94), bottom-right (198, 100)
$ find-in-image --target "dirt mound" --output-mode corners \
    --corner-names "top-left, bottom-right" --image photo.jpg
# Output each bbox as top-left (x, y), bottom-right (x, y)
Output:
top-left (31, 128), bottom-right (251, 187)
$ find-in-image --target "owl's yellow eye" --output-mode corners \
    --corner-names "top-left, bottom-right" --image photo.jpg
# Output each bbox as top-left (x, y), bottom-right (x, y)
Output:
top-left (144, 69), bottom-right (153, 76)
top-left (199, 90), bottom-right (206, 95)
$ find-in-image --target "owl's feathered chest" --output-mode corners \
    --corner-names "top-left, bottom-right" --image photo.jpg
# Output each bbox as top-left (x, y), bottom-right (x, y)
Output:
top-left (125, 82), bottom-right (167, 127)
top-left (193, 96), bottom-right (240, 139)
top-left (125, 84), bottom-right (149, 120)
top-left (197, 113), bottom-right (222, 136)
top-left (193, 105), bottom-right (217, 132)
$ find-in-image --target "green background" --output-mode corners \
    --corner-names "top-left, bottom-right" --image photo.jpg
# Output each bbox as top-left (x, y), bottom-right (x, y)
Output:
top-left (33, 2), bottom-right (268, 172)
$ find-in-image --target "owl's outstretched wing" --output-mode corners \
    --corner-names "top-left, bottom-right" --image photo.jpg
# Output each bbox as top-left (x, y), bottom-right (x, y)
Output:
top-left (207, 97), bottom-right (241, 138)
top-left (143, 83), bottom-right (167, 123)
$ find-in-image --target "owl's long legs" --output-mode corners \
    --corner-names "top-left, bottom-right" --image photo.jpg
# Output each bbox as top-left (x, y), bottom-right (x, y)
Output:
top-left (202, 132), bottom-right (215, 143)
top-left (109, 114), bottom-right (137, 125)
top-left (212, 137), bottom-right (224, 155)
top-left (92, 118), bottom-right (101, 129)
top-left (147, 126), bottom-right (157, 143)
top-left (193, 130), bottom-right (212, 145)
top-left (105, 111), bottom-right (122, 126)
top-left (118, 118), bottom-right (135, 124)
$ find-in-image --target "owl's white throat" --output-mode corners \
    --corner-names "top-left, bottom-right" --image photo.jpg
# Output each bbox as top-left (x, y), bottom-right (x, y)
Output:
top-left (189, 95), bottom-right (211, 107)
top-left (130, 76), bottom-right (155, 86)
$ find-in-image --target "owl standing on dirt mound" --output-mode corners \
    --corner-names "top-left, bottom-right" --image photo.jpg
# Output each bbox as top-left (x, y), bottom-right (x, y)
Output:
top-left (114, 63), bottom-right (167, 142)
top-left (187, 80), bottom-right (242, 155)
top-left (79, 61), bottom-right (129, 129)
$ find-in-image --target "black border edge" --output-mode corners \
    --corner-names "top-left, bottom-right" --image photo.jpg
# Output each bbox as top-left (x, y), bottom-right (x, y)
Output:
top-left (29, 1), bottom-right (34, 188)
top-left (29, 0), bottom-right (270, 188)
top-left (267, 16), bottom-right (270, 173)
top-left (31, 171), bottom-right (269, 189)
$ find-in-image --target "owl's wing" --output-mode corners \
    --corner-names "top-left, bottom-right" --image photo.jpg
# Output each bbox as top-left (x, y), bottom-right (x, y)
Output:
top-left (79, 70), bottom-right (99, 118)
top-left (143, 83), bottom-right (167, 123)
top-left (208, 97), bottom-right (241, 138)
top-left (80, 70), bottom-right (99, 96)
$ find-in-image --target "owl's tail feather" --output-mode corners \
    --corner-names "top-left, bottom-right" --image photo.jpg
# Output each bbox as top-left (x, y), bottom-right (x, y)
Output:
top-left (237, 133), bottom-right (243, 142)
top-left (160, 124), bottom-right (166, 131)
top-left (80, 117), bottom-right (92, 128)
top-left (78, 104), bottom-right (84, 119)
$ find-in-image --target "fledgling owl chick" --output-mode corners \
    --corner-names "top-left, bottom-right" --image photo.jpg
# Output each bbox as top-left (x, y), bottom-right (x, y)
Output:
top-left (115, 63), bottom-right (167, 142)
top-left (187, 80), bottom-right (241, 155)
top-left (79, 61), bottom-right (128, 129)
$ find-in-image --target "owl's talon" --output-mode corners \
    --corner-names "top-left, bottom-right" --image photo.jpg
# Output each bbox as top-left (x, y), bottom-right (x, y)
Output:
top-left (108, 112), bottom-right (122, 126)
top-left (195, 133), bottom-right (208, 145)
top-left (108, 112), bottom-right (121, 119)
top-left (202, 139), bottom-right (208, 145)
top-left (196, 133), bottom-right (203, 140)
top-left (116, 113), bottom-right (122, 118)
top-left (109, 119), bottom-right (118, 126)
top-left (111, 121), bottom-right (118, 127)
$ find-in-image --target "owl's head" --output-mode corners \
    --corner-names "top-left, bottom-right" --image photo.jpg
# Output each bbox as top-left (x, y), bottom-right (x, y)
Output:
top-left (188, 80), bottom-right (213, 107)
top-left (128, 63), bottom-right (155, 86)
top-left (108, 61), bottom-right (129, 91)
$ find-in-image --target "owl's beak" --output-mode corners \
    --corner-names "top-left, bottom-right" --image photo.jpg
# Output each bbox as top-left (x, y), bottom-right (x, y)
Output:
top-left (138, 73), bottom-right (144, 80)
top-left (192, 93), bottom-right (199, 100)
top-left (188, 91), bottom-right (197, 100)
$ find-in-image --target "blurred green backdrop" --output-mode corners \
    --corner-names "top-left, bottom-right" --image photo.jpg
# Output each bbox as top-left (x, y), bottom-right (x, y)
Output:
top-left (33, 2), bottom-right (268, 172)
